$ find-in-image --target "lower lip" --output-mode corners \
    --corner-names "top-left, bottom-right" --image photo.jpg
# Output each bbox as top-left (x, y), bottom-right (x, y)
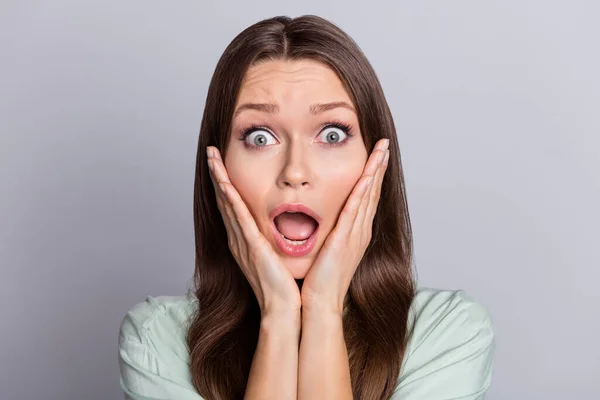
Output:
top-left (271, 221), bottom-right (319, 257)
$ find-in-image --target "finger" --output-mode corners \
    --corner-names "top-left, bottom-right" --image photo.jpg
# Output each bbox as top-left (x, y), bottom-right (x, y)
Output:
top-left (335, 139), bottom-right (388, 237)
top-left (363, 148), bottom-right (389, 228)
top-left (207, 148), bottom-right (232, 186)
top-left (210, 147), bottom-right (237, 209)
top-left (355, 149), bottom-right (385, 234)
top-left (212, 147), bottom-right (223, 161)
top-left (218, 181), bottom-right (262, 242)
top-left (207, 156), bottom-right (243, 248)
top-left (208, 148), bottom-right (263, 245)
top-left (206, 147), bottom-right (234, 217)
top-left (354, 145), bottom-right (386, 236)
top-left (335, 173), bottom-right (373, 237)
top-left (361, 138), bottom-right (388, 176)
top-left (207, 147), bottom-right (243, 242)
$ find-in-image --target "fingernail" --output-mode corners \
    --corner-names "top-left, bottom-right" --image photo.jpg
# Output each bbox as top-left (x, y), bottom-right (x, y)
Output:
top-left (384, 150), bottom-right (390, 164)
top-left (384, 139), bottom-right (390, 149)
top-left (207, 147), bottom-right (213, 158)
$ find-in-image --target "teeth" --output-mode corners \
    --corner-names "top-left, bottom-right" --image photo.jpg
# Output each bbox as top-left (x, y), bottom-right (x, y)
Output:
top-left (279, 232), bottom-right (308, 246)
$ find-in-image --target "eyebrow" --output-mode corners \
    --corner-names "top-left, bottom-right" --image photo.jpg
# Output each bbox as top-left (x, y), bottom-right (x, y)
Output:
top-left (233, 101), bottom-right (356, 119)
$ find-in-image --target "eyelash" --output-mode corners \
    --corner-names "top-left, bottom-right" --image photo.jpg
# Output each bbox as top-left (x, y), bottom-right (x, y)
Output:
top-left (238, 120), bottom-right (354, 150)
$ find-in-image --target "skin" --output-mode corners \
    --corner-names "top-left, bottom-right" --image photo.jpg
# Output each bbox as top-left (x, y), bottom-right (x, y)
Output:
top-left (224, 58), bottom-right (368, 279)
top-left (207, 58), bottom-right (390, 399)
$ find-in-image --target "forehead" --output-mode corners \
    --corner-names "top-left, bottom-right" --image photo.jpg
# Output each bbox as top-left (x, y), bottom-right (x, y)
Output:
top-left (236, 59), bottom-right (352, 105)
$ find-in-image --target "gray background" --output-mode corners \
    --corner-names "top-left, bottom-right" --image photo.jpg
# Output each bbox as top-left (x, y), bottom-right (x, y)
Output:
top-left (1, 1), bottom-right (598, 399)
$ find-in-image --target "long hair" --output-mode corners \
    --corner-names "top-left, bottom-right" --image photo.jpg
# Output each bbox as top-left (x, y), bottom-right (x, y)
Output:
top-left (187, 15), bottom-right (415, 400)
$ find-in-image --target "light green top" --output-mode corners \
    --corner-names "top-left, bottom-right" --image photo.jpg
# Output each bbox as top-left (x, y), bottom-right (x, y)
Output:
top-left (118, 288), bottom-right (495, 399)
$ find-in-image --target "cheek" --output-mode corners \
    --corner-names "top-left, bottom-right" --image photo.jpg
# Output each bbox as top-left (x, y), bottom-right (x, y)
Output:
top-left (320, 160), bottom-right (364, 212)
top-left (225, 156), bottom-right (271, 218)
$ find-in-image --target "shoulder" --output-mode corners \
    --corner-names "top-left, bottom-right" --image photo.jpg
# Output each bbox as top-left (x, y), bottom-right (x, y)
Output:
top-left (392, 288), bottom-right (495, 398)
top-left (119, 290), bottom-right (198, 347)
top-left (119, 290), bottom-right (198, 357)
top-left (118, 290), bottom-right (202, 399)
top-left (407, 287), bottom-right (494, 350)
top-left (405, 287), bottom-right (495, 363)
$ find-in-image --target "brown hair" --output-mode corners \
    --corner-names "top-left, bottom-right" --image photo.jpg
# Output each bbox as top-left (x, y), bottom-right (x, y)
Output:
top-left (187, 15), bottom-right (415, 400)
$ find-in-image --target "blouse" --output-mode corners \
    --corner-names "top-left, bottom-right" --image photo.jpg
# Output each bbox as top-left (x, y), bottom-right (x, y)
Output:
top-left (118, 287), bottom-right (495, 399)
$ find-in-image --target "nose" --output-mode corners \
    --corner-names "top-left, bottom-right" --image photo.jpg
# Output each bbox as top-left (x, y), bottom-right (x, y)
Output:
top-left (276, 142), bottom-right (313, 189)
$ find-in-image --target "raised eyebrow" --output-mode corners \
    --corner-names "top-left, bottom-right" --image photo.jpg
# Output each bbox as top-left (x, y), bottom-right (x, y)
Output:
top-left (310, 101), bottom-right (356, 115)
top-left (232, 101), bottom-right (356, 119)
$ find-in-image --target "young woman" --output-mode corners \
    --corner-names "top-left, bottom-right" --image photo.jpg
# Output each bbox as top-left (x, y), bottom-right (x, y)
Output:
top-left (118, 15), bottom-right (495, 400)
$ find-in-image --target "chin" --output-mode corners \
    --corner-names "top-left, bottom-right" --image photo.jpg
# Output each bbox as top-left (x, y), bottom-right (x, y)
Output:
top-left (291, 269), bottom-right (308, 280)
top-left (284, 258), bottom-right (312, 279)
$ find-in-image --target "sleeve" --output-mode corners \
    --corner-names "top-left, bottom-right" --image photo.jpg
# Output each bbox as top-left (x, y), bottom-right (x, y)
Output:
top-left (118, 313), bottom-right (205, 400)
top-left (390, 290), bottom-right (495, 400)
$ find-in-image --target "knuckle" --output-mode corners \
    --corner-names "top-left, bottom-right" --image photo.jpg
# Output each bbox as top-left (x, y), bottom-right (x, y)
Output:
top-left (227, 236), bottom-right (237, 251)
top-left (224, 206), bottom-right (235, 220)
top-left (235, 213), bottom-right (244, 225)
top-left (215, 201), bottom-right (226, 215)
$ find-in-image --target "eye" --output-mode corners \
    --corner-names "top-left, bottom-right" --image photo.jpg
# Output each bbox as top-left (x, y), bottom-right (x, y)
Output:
top-left (239, 121), bottom-right (353, 150)
top-left (240, 125), bottom-right (278, 148)
top-left (316, 123), bottom-right (351, 145)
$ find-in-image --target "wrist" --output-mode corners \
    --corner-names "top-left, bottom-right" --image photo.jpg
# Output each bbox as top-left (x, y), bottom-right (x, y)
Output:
top-left (301, 296), bottom-right (345, 319)
top-left (301, 304), bottom-right (344, 324)
top-left (260, 311), bottom-right (301, 335)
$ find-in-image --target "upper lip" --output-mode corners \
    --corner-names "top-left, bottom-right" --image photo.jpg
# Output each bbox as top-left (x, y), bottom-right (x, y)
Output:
top-left (269, 203), bottom-right (322, 224)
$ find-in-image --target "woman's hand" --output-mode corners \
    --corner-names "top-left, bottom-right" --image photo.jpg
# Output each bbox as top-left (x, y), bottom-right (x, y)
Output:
top-left (207, 146), bottom-right (302, 317)
top-left (300, 138), bottom-right (390, 315)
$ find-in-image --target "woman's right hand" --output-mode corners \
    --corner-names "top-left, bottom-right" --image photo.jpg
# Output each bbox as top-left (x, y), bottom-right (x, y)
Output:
top-left (206, 146), bottom-right (302, 317)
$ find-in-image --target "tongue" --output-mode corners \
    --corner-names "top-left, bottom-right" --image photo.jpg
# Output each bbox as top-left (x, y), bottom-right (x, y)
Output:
top-left (274, 212), bottom-right (318, 240)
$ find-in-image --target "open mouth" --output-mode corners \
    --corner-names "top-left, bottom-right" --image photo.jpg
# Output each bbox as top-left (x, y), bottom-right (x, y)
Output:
top-left (269, 205), bottom-right (321, 257)
top-left (273, 211), bottom-right (319, 245)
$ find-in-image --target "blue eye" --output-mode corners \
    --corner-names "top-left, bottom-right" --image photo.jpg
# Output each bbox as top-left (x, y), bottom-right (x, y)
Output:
top-left (245, 129), bottom-right (277, 147)
top-left (239, 125), bottom-right (278, 148)
top-left (238, 121), bottom-right (354, 150)
top-left (317, 125), bottom-right (349, 145)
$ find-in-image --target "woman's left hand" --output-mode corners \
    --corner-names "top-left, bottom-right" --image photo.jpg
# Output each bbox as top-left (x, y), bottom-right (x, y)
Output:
top-left (301, 138), bottom-right (390, 315)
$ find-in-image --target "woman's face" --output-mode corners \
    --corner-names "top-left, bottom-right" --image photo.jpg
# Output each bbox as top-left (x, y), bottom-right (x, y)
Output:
top-left (225, 59), bottom-right (368, 279)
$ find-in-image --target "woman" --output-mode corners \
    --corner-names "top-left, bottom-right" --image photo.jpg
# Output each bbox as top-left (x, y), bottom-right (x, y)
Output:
top-left (118, 15), bottom-right (494, 400)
